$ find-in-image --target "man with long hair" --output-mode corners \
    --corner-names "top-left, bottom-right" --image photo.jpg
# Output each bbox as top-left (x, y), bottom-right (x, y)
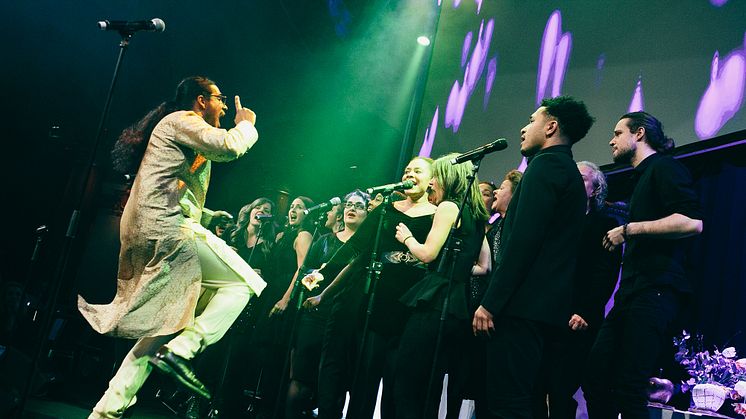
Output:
top-left (473, 96), bottom-right (594, 417)
top-left (584, 111), bottom-right (703, 417)
top-left (78, 76), bottom-right (266, 418)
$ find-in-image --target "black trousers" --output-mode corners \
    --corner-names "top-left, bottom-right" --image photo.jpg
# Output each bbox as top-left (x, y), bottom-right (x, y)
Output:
top-left (394, 309), bottom-right (471, 419)
top-left (317, 294), bottom-right (360, 419)
top-left (532, 328), bottom-right (598, 418)
top-left (483, 316), bottom-right (559, 419)
top-left (583, 287), bottom-right (681, 419)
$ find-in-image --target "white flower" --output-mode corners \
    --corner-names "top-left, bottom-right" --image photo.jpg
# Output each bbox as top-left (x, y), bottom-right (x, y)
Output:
top-left (735, 381), bottom-right (746, 397)
top-left (722, 347), bottom-right (737, 358)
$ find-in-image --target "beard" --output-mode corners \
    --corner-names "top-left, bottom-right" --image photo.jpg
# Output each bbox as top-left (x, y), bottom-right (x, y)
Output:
top-left (612, 147), bottom-right (634, 164)
top-left (205, 109), bottom-right (224, 128)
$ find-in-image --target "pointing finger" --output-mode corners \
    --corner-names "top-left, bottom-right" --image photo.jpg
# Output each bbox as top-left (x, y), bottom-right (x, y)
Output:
top-left (234, 95), bottom-right (242, 111)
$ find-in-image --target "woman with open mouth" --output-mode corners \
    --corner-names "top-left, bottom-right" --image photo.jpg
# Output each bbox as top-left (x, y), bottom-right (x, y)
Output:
top-left (283, 189), bottom-right (371, 418)
top-left (301, 156), bottom-right (437, 419)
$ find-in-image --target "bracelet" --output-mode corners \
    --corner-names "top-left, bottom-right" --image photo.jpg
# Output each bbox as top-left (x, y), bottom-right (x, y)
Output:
top-left (403, 235), bottom-right (414, 244)
top-left (622, 223), bottom-right (629, 239)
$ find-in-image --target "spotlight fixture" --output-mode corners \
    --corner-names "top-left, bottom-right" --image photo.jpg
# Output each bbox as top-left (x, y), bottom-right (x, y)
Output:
top-left (417, 36), bottom-right (431, 46)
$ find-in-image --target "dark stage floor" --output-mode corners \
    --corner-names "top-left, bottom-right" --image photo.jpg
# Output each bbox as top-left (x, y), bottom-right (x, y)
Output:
top-left (23, 398), bottom-right (172, 419)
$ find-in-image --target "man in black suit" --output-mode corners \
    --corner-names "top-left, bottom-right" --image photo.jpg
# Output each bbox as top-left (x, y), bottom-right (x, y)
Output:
top-left (472, 96), bottom-right (594, 418)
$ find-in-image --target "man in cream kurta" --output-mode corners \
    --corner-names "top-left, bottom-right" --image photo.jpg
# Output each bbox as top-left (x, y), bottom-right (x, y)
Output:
top-left (78, 79), bottom-right (265, 418)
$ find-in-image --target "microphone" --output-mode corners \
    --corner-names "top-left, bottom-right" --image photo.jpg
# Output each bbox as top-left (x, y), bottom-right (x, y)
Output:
top-left (254, 214), bottom-right (274, 221)
top-left (303, 197), bottom-right (342, 215)
top-left (97, 18), bottom-right (166, 33)
top-left (366, 180), bottom-right (414, 195)
top-left (449, 138), bottom-right (508, 164)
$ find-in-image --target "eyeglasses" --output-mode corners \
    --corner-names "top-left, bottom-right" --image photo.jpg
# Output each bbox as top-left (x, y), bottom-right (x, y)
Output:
top-left (344, 201), bottom-right (366, 211)
top-left (205, 93), bottom-right (227, 104)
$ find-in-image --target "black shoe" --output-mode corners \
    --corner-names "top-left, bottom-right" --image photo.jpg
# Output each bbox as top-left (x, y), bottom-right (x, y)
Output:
top-left (149, 346), bottom-right (212, 400)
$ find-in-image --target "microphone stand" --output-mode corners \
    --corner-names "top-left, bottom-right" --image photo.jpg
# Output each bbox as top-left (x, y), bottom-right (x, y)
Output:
top-left (271, 212), bottom-right (326, 419)
top-left (206, 219), bottom-right (267, 418)
top-left (422, 157), bottom-right (482, 418)
top-left (350, 193), bottom-right (390, 408)
top-left (15, 30), bottom-right (135, 418)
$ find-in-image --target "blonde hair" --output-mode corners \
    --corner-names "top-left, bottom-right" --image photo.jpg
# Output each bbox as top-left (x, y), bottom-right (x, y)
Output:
top-left (432, 153), bottom-right (489, 221)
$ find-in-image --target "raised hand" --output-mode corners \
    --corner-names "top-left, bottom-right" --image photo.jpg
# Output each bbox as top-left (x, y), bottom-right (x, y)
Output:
top-left (234, 95), bottom-right (257, 125)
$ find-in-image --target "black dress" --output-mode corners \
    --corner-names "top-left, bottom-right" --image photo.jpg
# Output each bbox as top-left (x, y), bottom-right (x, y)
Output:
top-left (316, 201), bottom-right (434, 419)
top-left (394, 203), bottom-right (485, 419)
top-left (290, 232), bottom-right (344, 385)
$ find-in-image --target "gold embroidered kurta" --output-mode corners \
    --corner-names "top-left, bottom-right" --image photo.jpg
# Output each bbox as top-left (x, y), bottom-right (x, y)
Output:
top-left (78, 110), bottom-right (265, 338)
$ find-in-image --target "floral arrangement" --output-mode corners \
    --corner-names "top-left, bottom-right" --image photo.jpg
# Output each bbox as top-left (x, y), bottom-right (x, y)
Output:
top-left (674, 330), bottom-right (746, 413)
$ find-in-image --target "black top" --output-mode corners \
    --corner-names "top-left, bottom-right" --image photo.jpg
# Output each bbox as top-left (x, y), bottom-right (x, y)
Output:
top-left (618, 153), bottom-right (702, 297)
top-left (486, 216), bottom-right (505, 269)
top-left (303, 232), bottom-right (344, 297)
top-left (571, 209), bottom-right (622, 330)
top-left (400, 203), bottom-right (485, 320)
top-left (264, 227), bottom-right (301, 303)
top-left (237, 242), bottom-right (271, 275)
top-left (481, 145), bottom-right (587, 327)
top-left (319, 201), bottom-right (434, 336)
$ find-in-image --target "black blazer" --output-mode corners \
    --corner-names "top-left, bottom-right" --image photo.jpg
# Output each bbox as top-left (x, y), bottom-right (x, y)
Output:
top-left (481, 145), bottom-right (586, 327)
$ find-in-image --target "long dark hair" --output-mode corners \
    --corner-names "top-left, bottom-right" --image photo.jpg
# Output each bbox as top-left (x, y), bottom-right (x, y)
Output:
top-left (230, 198), bottom-right (277, 259)
top-left (293, 196), bottom-right (316, 233)
top-left (620, 111), bottom-right (675, 153)
top-left (112, 76), bottom-right (216, 174)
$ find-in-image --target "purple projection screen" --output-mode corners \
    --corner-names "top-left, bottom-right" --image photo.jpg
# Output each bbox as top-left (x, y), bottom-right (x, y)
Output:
top-left (415, 1), bottom-right (746, 181)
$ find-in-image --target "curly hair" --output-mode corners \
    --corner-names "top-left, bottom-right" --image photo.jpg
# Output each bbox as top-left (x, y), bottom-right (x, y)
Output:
top-left (620, 111), bottom-right (675, 153)
top-left (112, 76), bottom-right (216, 174)
top-left (577, 161), bottom-right (608, 211)
top-left (503, 169), bottom-right (523, 193)
top-left (540, 96), bottom-right (595, 144)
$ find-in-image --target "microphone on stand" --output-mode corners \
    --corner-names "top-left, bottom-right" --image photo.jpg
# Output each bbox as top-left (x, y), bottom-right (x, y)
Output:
top-left (303, 197), bottom-right (342, 215)
top-left (255, 214), bottom-right (274, 222)
top-left (97, 18), bottom-right (166, 33)
top-left (365, 180), bottom-right (414, 195)
top-left (450, 138), bottom-right (508, 164)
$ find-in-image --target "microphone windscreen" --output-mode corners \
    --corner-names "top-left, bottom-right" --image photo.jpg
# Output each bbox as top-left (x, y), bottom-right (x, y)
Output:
top-left (151, 18), bottom-right (166, 32)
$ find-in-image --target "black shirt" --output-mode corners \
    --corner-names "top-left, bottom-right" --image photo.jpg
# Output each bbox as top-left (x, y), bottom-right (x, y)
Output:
top-left (619, 153), bottom-right (702, 296)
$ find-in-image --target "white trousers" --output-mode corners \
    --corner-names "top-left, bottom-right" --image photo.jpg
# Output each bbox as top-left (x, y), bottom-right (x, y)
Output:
top-left (89, 234), bottom-right (257, 419)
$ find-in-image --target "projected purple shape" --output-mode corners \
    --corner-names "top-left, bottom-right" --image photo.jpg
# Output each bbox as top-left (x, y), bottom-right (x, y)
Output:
top-left (483, 56), bottom-right (497, 109)
top-left (419, 106), bottom-right (439, 157)
top-left (536, 10), bottom-right (572, 105)
top-left (462, 32), bottom-right (473, 67)
top-left (628, 77), bottom-right (645, 112)
top-left (695, 44), bottom-right (746, 139)
top-left (517, 157), bottom-right (527, 173)
top-left (444, 19), bottom-right (494, 132)
top-left (595, 53), bottom-right (606, 89)
top-left (453, 0), bottom-right (482, 13)
top-left (710, 0), bottom-right (729, 6)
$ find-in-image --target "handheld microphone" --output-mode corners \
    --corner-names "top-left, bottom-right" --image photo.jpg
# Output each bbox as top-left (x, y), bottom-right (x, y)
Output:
top-left (450, 138), bottom-right (508, 164)
top-left (97, 18), bottom-right (166, 33)
top-left (303, 197), bottom-right (342, 215)
top-left (255, 214), bottom-right (274, 221)
top-left (366, 180), bottom-right (414, 195)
